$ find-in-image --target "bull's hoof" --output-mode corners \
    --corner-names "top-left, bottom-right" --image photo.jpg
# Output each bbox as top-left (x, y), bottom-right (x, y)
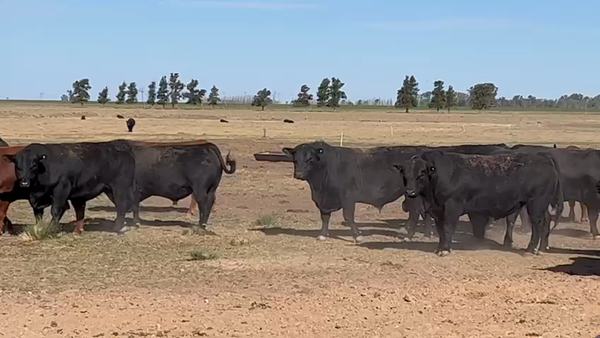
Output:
top-left (353, 236), bottom-right (364, 244)
top-left (117, 226), bottom-right (133, 234)
top-left (503, 241), bottom-right (513, 248)
top-left (317, 235), bottom-right (327, 241)
top-left (436, 250), bottom-right (451, 257)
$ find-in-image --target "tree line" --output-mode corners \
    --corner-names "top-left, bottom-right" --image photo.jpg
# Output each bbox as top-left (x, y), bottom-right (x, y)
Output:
top-left (61, 74), bottom-right (599, 112)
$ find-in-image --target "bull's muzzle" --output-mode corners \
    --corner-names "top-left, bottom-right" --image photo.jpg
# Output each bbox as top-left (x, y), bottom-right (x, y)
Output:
top-left (405, 189), bottom-right (417, 198)
top-left (293, 171), bottom-right (305, 180)
top-left (19, 180), bottom-right (30, 188)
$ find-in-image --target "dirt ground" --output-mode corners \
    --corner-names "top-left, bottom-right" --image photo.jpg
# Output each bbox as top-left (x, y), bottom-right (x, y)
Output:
top-left (0, 103), bottom-right (599, 337)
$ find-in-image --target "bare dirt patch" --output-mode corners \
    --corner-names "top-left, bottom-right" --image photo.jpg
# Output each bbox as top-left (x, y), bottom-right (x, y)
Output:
top-left (0, 103), bottom-right (599, 337)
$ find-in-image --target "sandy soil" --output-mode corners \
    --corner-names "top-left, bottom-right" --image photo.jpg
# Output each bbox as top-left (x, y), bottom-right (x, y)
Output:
top-left (0, 103), bottom-right (598, 337)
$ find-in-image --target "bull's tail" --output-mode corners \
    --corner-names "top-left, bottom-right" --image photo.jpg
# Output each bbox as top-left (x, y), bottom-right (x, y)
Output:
top-left (211, 145), bottom-right (236, 174)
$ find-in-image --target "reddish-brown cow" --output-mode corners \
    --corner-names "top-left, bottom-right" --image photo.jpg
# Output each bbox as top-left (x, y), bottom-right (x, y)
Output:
top-left (0, 145), bottom-right (26, 235)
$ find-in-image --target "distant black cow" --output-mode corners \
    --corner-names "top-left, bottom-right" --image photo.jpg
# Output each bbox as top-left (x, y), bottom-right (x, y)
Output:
top-left (398, 150), bottom-right (563, 256)
top-left (282, 141), bottom-right (424, 243)
top-left (126, 118), bottom-right (136, 132)
top-left (105, 142), bottom-right (236, 227)
top-left (4, 140), bottom-right (137, 234)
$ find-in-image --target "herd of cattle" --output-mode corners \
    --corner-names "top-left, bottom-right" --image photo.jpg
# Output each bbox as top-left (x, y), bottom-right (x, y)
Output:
top-left (0, 137), bottom-right (597, 257)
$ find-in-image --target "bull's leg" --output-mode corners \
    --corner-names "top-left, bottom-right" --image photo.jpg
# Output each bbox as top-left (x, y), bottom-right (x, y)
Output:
top-left (423, 212), bottom-right (433, 238)
top-left (581, 203), bottom-right (589, 224)
top-left (525, 202), bottom-right (545, 254)
top-left (109, 187), bottom-right (131, 234)
top-left (33, 207), bottom-right (44, 225)
top-left (198, 191), bottom-right (216, 226)
top-left (539, 211), bottom-right (552, 252)
top-left (468, 212), bottom-right (487, 240)
top-left (588, 208), bottom-right (599, 239)
top-left (0, 201), bottom-right (11, 236)
top-left (318, 211), bottom-right (331, 241)
top-left (71, 199), bottom-right (86, 235)
top-left (518, 206), bottom-right (531, 233)
top-left (188, 198), bottom-right (198, 216)
top-left (433, 217), bottom-right (445, 253)
top-left (567, 200), bottom-right (576, 223)
top-left (130, 190), bottom-right (141, 228)
top-left (404, 210), bottom-right (419, 240)
top-left (341, 202), bottom-right (362, 243)
top-left (50, 185), bottom-right (71, 232)
top-left (504, 211), bottom-right (519, 247)
top-left (437, 218), bottom-right (458, 257)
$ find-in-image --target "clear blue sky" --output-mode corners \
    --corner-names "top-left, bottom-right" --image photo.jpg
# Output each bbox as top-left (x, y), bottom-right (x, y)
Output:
top-left (2, 0), bottom-right (599, 101)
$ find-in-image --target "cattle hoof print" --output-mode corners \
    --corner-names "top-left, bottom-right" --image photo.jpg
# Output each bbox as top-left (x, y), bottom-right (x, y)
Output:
top-left (317, 235), bottom-right (327, 241)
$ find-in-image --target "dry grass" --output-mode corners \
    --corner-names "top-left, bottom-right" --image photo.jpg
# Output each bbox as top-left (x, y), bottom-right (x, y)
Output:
top-left (0, 102), bottom-right (599, 337)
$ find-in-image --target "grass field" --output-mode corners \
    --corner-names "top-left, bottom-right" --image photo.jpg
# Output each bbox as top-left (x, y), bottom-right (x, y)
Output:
top-left (0, 102), bottom-right (599, 337)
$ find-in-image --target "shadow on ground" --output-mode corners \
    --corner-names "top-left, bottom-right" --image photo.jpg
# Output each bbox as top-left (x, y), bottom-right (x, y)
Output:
top-left (88, 205), bottom-right (190, 214)
top-left (542, 256), bottom-right (600, 276)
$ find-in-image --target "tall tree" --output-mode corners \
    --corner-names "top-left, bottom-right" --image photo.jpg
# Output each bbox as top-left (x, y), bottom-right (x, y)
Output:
top-left (429, 80), bottom-right (446, 112)
top-left (116, 81), bottom-right (127, 104)
top-left (326, 77), bottom-right (347, 111)
top-left (251, 88), bottom-right (273, 111)
top-left (293, 84), bottom-right (313, 107)
top-left (157, 76), bottom-right (169, 108)
top-left (147, 81), bottom-right (157, 106)
top-left (469, 83), bottom-right (498, 111)
top-left (395, 75), bottom-right (419, 113)
top-left (97, 86), bottom-right (110, 105)
top-left (316, 78), bottom-right (331, 107)
top-left (208, 85), bottom-right (221, 108)
top-left (126, 82), bottom-right (138, 104)
top-left (184, 79), bottom-right (207, 105)
top-left (168, 72), bottom-right (184, 108)
top-left (445, 85), bottom-right (457, 113)
top-left (72, 78), bottom-right (91, 105)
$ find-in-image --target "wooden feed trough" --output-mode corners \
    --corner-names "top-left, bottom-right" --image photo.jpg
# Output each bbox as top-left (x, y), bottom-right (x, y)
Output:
top-left (253, 151), bottom-right (293, 162)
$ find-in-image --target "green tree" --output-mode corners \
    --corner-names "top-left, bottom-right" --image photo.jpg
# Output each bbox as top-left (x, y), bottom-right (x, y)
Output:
top-left (326, 77), bottom-right (347, 111)
top-left (126, 82), bottom-right (138, 104)
top-left (157, 76), bottom-right (169, 108)
top-left (251, 88), bottom-right (273, 111)
top-left (208, 85), bottom-right (221, 108)
top-left (293, 84), bottom-right (313, 107)
top-left (445, 85), bottom-right (457, 113)
top-left (395, 75), bottom-right (419, 113)
top-left (61, 94), bottom-right (69, 102)
top-left (168, 72), bottom-right (184, 108)
top-left (147, 81), bottom-right (157, 106)
top-left (468, 83), bottom-right (498, 111)
top-left (316, 78), bottom-right (331, 107)
top-left (97, 86), bottom-right (110, 104)
top-left (116, 81), bottom-right (127, 104)
top-left (184, 79), bottom-right (207, 105)
top-left (429, 80), bottom-right (446, 112)
top-left (72, 78), bottom-right (91, 105)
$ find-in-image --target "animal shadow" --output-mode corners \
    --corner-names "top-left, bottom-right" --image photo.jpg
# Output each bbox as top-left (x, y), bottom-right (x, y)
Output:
top-left (88, 205), bottom-right (190, 214)
top-left (542, 256), bottom-right (600, 276)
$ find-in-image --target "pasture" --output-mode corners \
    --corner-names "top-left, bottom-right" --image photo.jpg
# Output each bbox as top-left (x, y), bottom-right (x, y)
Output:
top-left (0, 103), bottom-right (599, 337)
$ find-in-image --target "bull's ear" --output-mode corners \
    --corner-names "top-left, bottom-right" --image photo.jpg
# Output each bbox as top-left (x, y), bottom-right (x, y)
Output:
top-left (282, 147), bottom-right (294, 156)
top-left (2, 155), bottom-right (15, 163)
top-left (392, 164), bottom-right (403, 173)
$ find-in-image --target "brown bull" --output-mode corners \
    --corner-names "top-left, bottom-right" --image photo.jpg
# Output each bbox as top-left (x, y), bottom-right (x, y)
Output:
top-left (0, 145), bottom-right (27, 235)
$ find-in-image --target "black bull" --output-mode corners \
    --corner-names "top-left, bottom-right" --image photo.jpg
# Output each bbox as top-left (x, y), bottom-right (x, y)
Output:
top-left (399, 150), bottom-right (563, 256)
top-left (282, 141), bottom-right (518, 243)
